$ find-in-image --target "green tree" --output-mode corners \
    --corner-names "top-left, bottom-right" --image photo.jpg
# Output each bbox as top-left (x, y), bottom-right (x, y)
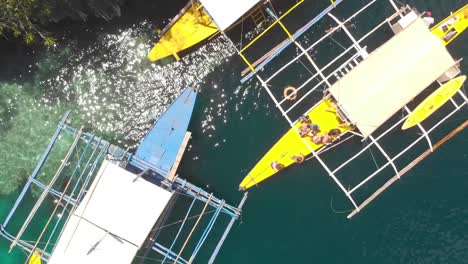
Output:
top-left (1, 0), bottom-right (124, 46)
top-left (0, 0), bottom-right (55, 46)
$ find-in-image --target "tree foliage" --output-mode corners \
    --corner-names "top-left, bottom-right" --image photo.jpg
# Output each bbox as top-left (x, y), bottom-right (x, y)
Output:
top-left (0, 0), bottom-right (56, 46)
top-left (0, 0), bottom-right (124, 46)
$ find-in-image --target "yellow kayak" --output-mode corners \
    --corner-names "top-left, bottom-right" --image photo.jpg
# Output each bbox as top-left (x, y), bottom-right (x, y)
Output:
top-left (239, 99), bottom-right (351, 190)
top-left (431, 4), bottom-right (468, 45)
top-left (148, 2), bottom-right (218, 62)
top-left (29, 250), bottom-right (42, 264)
top-left (402, 75), bottom-right (466, 130)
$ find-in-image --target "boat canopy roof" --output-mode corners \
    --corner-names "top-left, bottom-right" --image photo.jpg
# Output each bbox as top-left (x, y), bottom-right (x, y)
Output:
top-left (199, 0), bottom-right (260, 30)
top-left (329, 18), bottom-right (456, 137)
top-left (48, 160), bottom-right (173, 264)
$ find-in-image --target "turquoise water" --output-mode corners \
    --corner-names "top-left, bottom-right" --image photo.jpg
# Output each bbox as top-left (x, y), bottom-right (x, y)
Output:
top-left (1, 0), bottom-right (467, 263)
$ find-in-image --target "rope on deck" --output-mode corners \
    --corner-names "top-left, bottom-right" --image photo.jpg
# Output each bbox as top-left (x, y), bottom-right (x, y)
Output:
top-left (348, 120), bottom-right (468, 218)
top-left (173, 193), bottom-right (213, 264)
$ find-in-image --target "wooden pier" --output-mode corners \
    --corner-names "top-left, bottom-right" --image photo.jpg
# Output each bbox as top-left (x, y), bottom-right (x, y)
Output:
top-left (167, 132), bottom-right (192, 182)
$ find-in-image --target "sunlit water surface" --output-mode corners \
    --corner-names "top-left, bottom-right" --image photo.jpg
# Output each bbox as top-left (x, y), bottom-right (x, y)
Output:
top-left (1, 0), bottom-right (467, 263)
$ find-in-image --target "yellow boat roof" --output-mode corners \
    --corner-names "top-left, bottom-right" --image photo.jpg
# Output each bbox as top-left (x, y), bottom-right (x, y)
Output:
top-left (329, 18), bottom-right (456, 137)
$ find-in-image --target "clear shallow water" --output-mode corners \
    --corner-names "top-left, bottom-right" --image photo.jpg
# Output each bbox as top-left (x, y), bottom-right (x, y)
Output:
top-left (1, 0), bottom-right (467, 263)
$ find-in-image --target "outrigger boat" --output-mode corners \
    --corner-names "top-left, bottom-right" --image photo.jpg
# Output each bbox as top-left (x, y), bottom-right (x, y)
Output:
top-left (431, 4), bottom-right (468, 46)
top-left (227, 0), bottom-right (467, 217)
top-left (148, 0), bottom-right (266, 62)
top-left (1, 88), bottom-right (247, 263)
top-left (402, 75), bottom-right (466, 130)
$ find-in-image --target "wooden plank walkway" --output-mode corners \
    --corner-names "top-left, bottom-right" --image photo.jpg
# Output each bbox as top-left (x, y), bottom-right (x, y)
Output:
top-left (167, 132), bottom-right (192, 182)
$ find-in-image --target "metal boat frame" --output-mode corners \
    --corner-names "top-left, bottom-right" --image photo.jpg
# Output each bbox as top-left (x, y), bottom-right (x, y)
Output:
top-left (1, 112), bottom-right (247, 263)
top-left (224, 0), bottom-right (467, 218)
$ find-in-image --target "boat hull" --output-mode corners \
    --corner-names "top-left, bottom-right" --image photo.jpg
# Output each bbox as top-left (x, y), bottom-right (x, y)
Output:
top-left (402, 75), bottom-right (466, 130)
top-left (133, 88), bottom-right (197, 176)
top-left (148, 2), bottom-right (219, 62)
top-left (29, 251), bottom-right (42, 264)
top-left (239, 99), bottom-right (351, 190)
top-left (431, 4), bottom-right (468, 45)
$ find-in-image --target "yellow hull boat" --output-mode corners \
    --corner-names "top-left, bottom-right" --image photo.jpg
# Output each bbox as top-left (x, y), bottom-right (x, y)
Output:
top-left (148, 1), bottom-right (218, 62)
top-left (431, 4), bottom-right (468, 46)
top-left (402, 75), bottom-right (466, 130)
top-left (28, 250), bottom-right (42, 264)
top-left (239, 98), bottom-right (351, 190)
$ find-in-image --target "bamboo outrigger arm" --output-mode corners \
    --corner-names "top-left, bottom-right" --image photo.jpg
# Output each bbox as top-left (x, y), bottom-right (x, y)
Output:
top-left (348, 121), bottom-right (468, 218)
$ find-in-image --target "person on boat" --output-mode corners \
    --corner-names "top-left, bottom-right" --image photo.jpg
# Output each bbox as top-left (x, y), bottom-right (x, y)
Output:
top-left (299, 123), bottom-right (320, 137)
top-left (311, 134), bottom-right (323, 144)
top-left (322, 132), bottom-right (333, 145)
top-left (321, 128), bottom-right (342, 144)
top-left (271, 161), bottom-right (285, 171)
top-left (299, 123), bottom-right (311, 137)
top-left (328, 128), bottom-right (341, 137)
top-left (291, 154), bottom-right (305, 164)
top-left (298, 115), bottom-right (311, 124)
top-left (423, 11), bottom-right (434, 27)
top-left (306, 123), bottom-right (320, 136)
top-left (439, 15), bottom-right (458, 32)
top-left (443, 28), bottom-right (458, 42)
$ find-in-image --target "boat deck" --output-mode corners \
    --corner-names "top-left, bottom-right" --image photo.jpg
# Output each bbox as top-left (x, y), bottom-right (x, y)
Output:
top-left (431, 4), bottom-right (468, 45)
top-left (148, 3), bottom-right (218, 62)
top-left (1, 112), bottom-right (247, 264)
top-left (234, 0), bottom-right (468, 217)
top-left (240, 99), bottom-right (351, 190)
top-left (133, 88), bottom-right (197, 177)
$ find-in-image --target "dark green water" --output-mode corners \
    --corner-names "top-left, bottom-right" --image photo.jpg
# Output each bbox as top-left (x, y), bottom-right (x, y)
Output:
top-left (1, 0), bottom-right (467, 263)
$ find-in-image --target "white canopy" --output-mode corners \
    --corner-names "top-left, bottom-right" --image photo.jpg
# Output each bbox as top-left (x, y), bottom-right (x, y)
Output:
top-left (200, 0), bottom-right (261, 30)
top-left (48, 160), bottom-right (173, 264)
top-left (329, 18), bottom-right (456, 137)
